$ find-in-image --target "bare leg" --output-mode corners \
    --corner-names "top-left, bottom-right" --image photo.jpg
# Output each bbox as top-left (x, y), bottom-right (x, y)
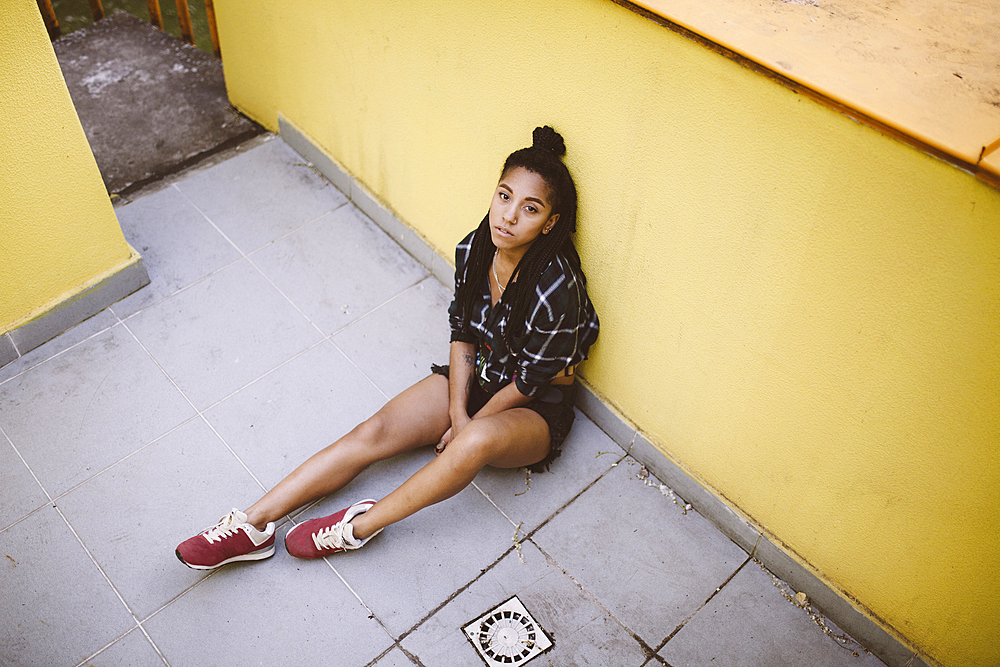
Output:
top-left (243, 374), bottom-right (451, 530)
top-left (349, 407), bottom-right (550, 540)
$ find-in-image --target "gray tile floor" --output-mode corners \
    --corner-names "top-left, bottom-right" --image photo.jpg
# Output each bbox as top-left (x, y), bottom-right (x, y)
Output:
top-left (0, 136), bottom-right (888, 667)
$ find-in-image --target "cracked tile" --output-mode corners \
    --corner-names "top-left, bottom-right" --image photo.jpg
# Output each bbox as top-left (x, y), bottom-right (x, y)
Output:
top-left (531, 462), bottom-right (747, 647)
top-left (660, 561), bottom-right (887, 667)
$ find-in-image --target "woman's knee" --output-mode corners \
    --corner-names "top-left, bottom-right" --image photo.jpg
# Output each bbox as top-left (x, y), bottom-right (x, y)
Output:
top-left (350, 413), bottom-right (387, 444)
top-left (446, 412), bottom-right (550, 469)
top-left (347, 409), bottom-right (438, 462)
top-left (446, 420), bottom-right (500, 467)
top-left (337, 414), bottom-right (397, 463)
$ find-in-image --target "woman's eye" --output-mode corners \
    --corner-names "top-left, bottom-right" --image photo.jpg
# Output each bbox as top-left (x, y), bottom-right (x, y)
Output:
top-left (526, 206), bottom-right (537, 213)
top-left (498, 192), bottom-right (509, 201)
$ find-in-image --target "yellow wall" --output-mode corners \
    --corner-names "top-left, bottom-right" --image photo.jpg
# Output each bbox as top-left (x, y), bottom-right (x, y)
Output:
top-left (0, 0), bottom-right (133, 333)
top-left (213, 1), bottom-right (1000, 665)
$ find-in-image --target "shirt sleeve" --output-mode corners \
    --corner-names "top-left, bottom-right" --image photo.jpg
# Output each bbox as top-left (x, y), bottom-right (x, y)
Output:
top-left (513, 262), bottom-right (588, 397)
top-left (448, 231), bottom-right (478, 344)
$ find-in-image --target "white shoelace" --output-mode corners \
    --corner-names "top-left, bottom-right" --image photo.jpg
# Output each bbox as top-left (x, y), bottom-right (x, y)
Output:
top-left (202, 512), bottom-right (240, 544)
top-left (311, 521), bottom-right (348, 551)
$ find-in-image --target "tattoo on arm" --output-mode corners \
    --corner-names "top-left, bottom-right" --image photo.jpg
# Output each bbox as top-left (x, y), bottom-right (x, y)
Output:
top-left (462, 351), bottom-right (475, 368)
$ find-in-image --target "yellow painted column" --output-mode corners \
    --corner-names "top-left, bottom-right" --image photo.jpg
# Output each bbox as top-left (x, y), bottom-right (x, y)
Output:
top-left (0, 0), bottom-right (135, 335)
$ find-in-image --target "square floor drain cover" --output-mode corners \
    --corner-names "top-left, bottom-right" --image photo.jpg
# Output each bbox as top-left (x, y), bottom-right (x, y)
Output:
top-left (463, 595), bottom-right (552, 665)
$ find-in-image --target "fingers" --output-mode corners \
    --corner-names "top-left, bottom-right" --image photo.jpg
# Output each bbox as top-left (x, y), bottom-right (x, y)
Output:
top-left (435, 427), bottom-right (452, 456)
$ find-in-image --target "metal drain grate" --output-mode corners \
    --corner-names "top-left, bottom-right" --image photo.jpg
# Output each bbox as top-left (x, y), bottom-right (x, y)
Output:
top-left (463, 596), bottom-right (553, 665)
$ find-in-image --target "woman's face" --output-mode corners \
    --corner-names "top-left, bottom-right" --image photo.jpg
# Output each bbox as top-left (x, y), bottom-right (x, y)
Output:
top-left (488, 167), bottom-right (560, 257)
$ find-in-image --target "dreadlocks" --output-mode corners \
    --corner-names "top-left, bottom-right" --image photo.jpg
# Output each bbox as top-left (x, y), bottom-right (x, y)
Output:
top-left (456, 126), bottom-right (583, 351)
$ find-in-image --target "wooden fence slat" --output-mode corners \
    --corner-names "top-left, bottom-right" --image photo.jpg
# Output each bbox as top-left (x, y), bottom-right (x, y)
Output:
top-left (88, 0), bottom-right (105, 21)
top-left (36, 0), bottom-right (61, 40)
top-left (146, 0), bottom-right (163, 30)
top-left (175, 0), bottom-right (194, 45)
top-left (204, 0), bottom-right (221, 57)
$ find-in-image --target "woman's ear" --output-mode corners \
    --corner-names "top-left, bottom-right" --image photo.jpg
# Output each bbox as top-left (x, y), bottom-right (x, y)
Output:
top-left (542, 213), bottom-right (560, 234)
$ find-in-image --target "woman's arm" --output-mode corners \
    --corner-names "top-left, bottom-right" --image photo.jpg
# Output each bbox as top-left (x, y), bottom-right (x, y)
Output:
top-left (439, 341), bottom-right (477, 447)
top-left (437, 341), bottom-right (535, 451)
top-left (470, 381), bottom-right (534, 420)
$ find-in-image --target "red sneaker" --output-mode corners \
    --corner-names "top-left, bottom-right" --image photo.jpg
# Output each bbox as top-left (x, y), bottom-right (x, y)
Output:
top-left (284, 499), bottom-right (381, 559)
top-left (176, 509), bottom-right (275, 570)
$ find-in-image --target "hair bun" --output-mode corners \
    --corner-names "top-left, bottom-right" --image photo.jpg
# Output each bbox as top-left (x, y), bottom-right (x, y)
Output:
top-left (532, 126), bottom-right (566, 157)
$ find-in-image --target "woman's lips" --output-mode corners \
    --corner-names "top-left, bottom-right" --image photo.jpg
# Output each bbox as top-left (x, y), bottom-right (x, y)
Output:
top-left (495, 226), bottom-right (513, 237)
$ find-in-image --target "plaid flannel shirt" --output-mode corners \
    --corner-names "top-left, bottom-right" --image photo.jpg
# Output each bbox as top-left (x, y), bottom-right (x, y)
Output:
top-left (448, 230), bottom-right (600, 398)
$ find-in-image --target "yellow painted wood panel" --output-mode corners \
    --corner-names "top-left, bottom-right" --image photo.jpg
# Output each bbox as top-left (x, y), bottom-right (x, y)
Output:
top-left (634, 0), bottom-right (1000, 165)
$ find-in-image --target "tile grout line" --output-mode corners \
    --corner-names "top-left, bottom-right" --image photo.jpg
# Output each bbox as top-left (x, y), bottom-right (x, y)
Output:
top-left (110, 253), bottom-right (246, 324)
top-left (0, 334), bottom-right (175, 662)
top-left (529, 537), bottom-right (674, 666)
top-left (2, 423), bottom-right (170, 666)
top-left (323, 558), bottom-right (377, 615)
top-left (0, 319), bottom-right (120, 389)
top-left (243, 252), bottom-right (330, 341)
top-left (0, 422), bottom-right (56, 533)
top-left (201, 415), bottom-right (270, 493)
top-left (6, 161), bottom-right (421, 419)
top-left (171, 182), bottom-right (246, 259)
top-left (320, 551), bottom-right (429, 667)
top-left (307, 469), bottom-right (540, 659)
top-left (149, 158), bottom-right (448, 659)
top-left (131, 623), bottom-right (173, 667)
top-left (117, 319), bottom-right (270, 495)
top-left (364, 643), bottom-right (427, 667)
top-left (320, 558), bottom-right (409, 659)
top-left (13, 146), bottom-right (450, 666)
top-left (110, 327), bottom-right (382, 546)
top-left (0, 316), bottom-right (328, 535)
top-left (172, 178), bottom-right (350, 262)
top-left (189, 336), bottom-right (332, 416)
top-left (325, 276), bottom-right (439, 340)
top-left (521, 460), bottom-right (623, 546)
top-left (329, 337), bottom-right (391, 401)
top-left (654, 556), bottom-right (752, 653)
top-left (8, 332), bottom-right (22, 357)
top-left (373, 448), bottom-right (671, 653)
top-left (469, 480), bottom-right (519, 529)
top-left (75, 624), bottom-right (171, 667)
top-left (35, 296), bottom-right (344, 661)
top-left (173, 176), bottom-right (415, 408)
top-left (319, 273), bottom-right (440, 390)
top-left (200, 186), bottom-right (352, 342)
top-left (72, 626), bottom-right (158, 667)
top-left (51, 502), bottom-right (172, 667)
top-left (0, 423), bottom-right (51, 501)
top-left (0, 502), bottom-right (53, 536)
top-left (138, 567), bottom-right (226, 626)
top-left (13, 143), bottom-right (710, 667)
top-left (239, 199), bottom-right (351, 256)
top-left (40, 415), bottom-right (204, 514)
top-left (394, 542), bottom-right (525, 646)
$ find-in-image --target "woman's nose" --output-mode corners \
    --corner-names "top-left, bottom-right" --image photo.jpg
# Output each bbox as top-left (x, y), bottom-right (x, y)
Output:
top-left (503, 205), bottom-right (516, 225)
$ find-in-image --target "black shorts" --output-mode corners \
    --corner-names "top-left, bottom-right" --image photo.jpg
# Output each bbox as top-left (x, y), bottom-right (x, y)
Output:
top-left (430, 364), bottom-right (576, 473)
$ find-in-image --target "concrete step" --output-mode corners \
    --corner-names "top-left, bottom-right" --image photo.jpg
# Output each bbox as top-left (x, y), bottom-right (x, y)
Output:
top-left (53, 11), bottom-right (263, 195)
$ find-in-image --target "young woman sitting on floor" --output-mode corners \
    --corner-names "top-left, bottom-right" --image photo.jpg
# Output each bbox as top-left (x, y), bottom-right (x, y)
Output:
top-left (176, 126), bottom-right (600, 569)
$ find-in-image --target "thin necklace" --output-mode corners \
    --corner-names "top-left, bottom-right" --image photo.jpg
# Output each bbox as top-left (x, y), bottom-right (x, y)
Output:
top-left (492, 249), bottom-right (507, 296)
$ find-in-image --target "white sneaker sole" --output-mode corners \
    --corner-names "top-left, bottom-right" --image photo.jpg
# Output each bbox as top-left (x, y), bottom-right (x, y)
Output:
top-left (176, 543), bottom-right (275, 570)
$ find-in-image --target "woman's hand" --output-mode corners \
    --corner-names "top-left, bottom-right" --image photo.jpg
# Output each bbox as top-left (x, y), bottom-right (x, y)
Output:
top-left (438, 340), bottom-right (477, 455)
top-left (435, 412), bottom-right (471, 455)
